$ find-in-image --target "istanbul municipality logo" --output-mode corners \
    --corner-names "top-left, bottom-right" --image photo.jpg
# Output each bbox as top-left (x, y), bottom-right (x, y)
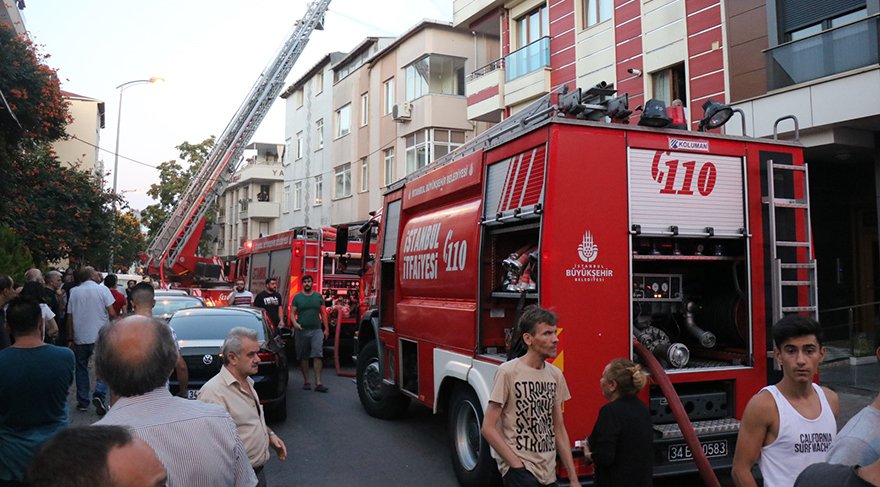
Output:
top-left (578, 230), bottom-right (598, 262)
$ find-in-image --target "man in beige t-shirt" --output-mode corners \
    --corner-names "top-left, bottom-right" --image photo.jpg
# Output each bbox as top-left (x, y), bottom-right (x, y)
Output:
top-left (199, 327), bottom-right (287, 487)
top-left (482, 306), bottom-right (581, 487)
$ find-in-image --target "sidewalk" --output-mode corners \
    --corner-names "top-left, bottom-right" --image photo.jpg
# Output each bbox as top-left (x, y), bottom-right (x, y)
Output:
top-left (820, 352), bottom-right (879, 427)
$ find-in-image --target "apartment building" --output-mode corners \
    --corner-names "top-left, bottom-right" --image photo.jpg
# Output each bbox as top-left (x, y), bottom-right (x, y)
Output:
top-left (0, 0), bottom-right (25, 36)
top-left (213, 142), bottom-right (286, 257)
top-left (280, 20), bottom-right (491, 232)
top-left (726, 1), bottom-right (880, 336)
top-left (456, 0), bottom-right (727, 128)
top-left (53, 91), bottom-right (106, 175)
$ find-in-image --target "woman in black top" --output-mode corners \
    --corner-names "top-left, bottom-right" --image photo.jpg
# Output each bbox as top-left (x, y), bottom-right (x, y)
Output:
top-left (585, 358), bottom-right (654, 487)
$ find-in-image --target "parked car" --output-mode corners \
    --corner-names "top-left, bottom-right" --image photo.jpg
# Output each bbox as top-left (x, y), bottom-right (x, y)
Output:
top-left (153, 295), bottom-right (206, 322)
top-left (167, 306), bottom-right (291, 421)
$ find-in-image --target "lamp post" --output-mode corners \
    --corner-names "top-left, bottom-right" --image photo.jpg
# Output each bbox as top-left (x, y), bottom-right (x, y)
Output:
top-left (108, 77), bottom-right (163, 272)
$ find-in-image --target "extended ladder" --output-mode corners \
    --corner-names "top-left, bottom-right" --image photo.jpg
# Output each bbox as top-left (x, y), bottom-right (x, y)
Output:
top-left (764, 161), bottom-right (819, 323)
top-left (145, 0), bottom-right (332, 281)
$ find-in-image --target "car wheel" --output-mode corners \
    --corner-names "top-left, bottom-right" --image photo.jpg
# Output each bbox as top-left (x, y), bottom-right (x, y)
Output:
top-left (356, 340), bottom-right (409, 420)
top-left (448, 386), bottom-right (501, 487)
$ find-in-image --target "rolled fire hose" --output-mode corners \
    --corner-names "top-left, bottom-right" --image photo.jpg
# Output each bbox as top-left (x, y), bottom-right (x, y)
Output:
top-left (632, 339), bottom-right (721, 487)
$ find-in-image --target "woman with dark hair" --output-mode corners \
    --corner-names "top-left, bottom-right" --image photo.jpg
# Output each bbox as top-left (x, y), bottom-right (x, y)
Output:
top-left (20, 281), bottom-right (58, 342)
top-left (585, 358), bottom-right (654, 487)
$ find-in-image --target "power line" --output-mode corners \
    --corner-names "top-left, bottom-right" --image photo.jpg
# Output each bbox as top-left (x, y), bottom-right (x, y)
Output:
top-left (70, 135), bottom-right (159, 169)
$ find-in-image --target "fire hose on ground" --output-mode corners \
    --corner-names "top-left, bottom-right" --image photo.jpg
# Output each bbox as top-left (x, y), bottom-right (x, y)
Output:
top-left (632, 339), bottom-right (721, 487)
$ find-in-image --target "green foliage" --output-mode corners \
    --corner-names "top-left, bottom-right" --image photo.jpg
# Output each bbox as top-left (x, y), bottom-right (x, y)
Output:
top-left (0, 226), bottom-right (34, 279)
top-left (0, 144), bottom-right (119, 266)
top-left (142, 137), bottom-right (216, 255)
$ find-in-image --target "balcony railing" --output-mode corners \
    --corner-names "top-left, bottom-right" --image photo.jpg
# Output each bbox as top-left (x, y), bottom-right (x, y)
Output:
top-left (766, 15), bottom-right (879, 91)
top-left (504, 37), bottom-right (550, 82)
top-left (467, 58), bottom-right (504, 82)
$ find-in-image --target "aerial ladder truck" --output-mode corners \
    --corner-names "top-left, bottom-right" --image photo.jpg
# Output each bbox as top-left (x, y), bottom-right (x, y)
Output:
top-left (144, 0), bottom-right (332, 286)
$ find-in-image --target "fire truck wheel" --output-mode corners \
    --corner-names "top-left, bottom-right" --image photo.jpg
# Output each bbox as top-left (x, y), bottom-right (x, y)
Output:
top-left (356, 340), bottom-right (410, 419)
top-left (448, 386), bottom-right (502, 487)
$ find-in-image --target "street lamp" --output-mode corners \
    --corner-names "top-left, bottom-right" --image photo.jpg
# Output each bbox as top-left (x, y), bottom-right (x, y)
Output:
top-left (109, 77), bottom-right (163, 271)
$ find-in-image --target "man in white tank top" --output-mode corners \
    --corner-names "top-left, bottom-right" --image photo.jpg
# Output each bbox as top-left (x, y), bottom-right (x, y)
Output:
top-left (732, 315), bottom-right (839, 487)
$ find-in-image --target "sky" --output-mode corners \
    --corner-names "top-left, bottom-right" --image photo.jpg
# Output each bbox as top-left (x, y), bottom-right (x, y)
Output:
top-left (21, 0), bottom-right (453, 210)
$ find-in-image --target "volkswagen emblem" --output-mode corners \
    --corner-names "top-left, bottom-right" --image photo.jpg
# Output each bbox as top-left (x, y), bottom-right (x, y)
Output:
top-left (202, 354), bottom-right (214, 365)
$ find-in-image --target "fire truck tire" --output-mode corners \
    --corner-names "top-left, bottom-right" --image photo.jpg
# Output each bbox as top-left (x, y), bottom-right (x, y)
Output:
top-left (356, 340), bottom-right (410, 419)
top-left (448, 386), bottom-right (502, 487)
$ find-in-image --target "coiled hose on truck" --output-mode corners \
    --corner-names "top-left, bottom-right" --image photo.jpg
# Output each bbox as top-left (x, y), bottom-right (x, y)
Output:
top-left (632, 339), bottom-right (721, 487)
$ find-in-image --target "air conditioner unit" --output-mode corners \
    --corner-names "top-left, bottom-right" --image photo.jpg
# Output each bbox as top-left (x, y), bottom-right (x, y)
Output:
top-left (392, 102), bottom-right (412, 121)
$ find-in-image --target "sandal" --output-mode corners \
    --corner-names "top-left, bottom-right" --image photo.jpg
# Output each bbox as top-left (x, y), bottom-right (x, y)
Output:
top-left (303, 383), bottom-right (311, 390)
top-left (314, 384), bottom-right (329, 393)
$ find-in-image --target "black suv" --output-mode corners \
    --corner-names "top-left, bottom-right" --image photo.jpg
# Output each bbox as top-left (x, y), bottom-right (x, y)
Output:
top-left (167, 306), bottom-right (291, 421)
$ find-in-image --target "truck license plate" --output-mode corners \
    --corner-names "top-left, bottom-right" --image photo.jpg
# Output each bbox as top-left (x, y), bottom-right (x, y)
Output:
top-left (187, 389), bottom-right (198, 400)
top-left (667, 440), bottom-right (728, 462)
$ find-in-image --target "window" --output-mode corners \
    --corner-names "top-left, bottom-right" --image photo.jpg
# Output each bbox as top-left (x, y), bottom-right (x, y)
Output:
top-left (584, 0), bottom-right (612, 28)
top-left (405, 55), bottom-right (466, 101)
top-left (517, 5), bottom-right (549, 47)
top-left (776, 2), bottom-right (868, 42)
top-left (284, 137), bottom-right (292, 165)
top-left (283, 185), bottom-right (291, 213)
top-left (294, 182), bottom-right (302, 210)
top-left (257, 184), bottom-right (270, 202)
top-left (360, 93), bottom-right (369, 127)
top-left (296, 131), bottom-right (303, 159)
top-left (314, 175), bottom-right (323, 205)
top-left (315, 119), bottom-right (324, 149)
top-left (651, 63), bottom-right (687, 106)
top-left (405, 128), bottom-right (465, 174)
top-left (384, 78), bottom-right (395, 114)
top-left (384, 148), bottom-right (395, 186)
top-left (360, 157), bottom-right (369, 192)
top-left (315, 71), bottom-right (324, 94)
top-left (334, 163), bottom-right (352, 198)
top-left (295, 89), bottom-right (304, 108)
top-left (336, 104), bottom-right (351, 138)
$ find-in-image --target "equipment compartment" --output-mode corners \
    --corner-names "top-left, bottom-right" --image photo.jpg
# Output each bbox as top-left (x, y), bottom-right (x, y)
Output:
top-left (631, 236), bottom-right (752, 371)
top-left (479, 222), bottom-right (541, 355)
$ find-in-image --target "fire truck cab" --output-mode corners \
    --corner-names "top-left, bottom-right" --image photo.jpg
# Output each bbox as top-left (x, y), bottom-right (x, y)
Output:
top-left (355, 88), bottom-right (813, 485)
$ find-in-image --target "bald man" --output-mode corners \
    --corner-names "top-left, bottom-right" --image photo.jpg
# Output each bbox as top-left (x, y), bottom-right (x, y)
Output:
top-left (28, 425), bottom-right (167, 487)
top-left (94, 315), bottom-right (256, 487)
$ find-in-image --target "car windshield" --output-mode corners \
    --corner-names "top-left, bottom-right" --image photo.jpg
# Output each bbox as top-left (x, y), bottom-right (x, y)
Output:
top-left (153, 298), bottom-right (204, 319)
top-left (169, 312), bottom-right (266, 341)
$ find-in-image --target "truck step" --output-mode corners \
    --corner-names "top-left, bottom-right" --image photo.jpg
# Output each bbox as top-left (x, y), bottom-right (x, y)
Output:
top-left (780, 263), bottom-right (815, 269)
top-left (772, 163), bottom-right (806, 172)
top-left (782, 306), bottom-right (818, 313)
top-left (653, 418), bottom-right (741, 439)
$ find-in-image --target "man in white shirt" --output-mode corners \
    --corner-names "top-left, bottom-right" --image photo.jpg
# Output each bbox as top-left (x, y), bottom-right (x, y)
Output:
top-left (199, 327), bottom-right (287, 486)
top-left (95, 315), bottom-right (256, 487)
top-left (66, 267), bottom-right (116, 415)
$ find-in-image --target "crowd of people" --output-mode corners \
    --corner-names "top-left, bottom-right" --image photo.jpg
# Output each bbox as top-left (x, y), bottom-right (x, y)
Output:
top-left (1, 267), bottom-right (879, 486)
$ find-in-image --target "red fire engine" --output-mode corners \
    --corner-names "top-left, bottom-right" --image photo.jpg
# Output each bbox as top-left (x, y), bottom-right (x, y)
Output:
top-left (353, 85), bottom-right (816, 485)
top-left (236, 226), bottom-right (369, 366)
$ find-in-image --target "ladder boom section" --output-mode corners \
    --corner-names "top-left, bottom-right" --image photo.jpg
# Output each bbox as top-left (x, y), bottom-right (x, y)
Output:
top-left (145, 0), bottom-right (332, 277)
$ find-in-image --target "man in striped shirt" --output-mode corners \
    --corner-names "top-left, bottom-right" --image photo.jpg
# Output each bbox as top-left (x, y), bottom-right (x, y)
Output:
top-left (94, 315), bottom-right (256, 487)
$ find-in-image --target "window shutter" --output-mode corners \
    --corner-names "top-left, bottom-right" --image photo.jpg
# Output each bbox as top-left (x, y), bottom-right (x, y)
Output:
top-left (779, 0), bottom-right (865, 33)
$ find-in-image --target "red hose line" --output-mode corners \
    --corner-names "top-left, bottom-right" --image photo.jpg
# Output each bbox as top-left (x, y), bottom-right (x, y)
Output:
top-left (632, 339), bottom-right (721, 487)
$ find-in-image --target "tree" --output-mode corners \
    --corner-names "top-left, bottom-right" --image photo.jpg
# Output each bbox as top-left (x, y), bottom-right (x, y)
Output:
top-left (142, 137), bottom-right (216, 255)
top-left (1, 144), bottom-right (119, 266)
top-left (0, 226), bottom-right (34, 280)
top-left (0, 24), bottom-right (72, 219)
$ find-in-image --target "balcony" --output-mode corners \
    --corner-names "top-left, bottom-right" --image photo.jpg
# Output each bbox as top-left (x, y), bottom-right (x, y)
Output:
top-left (504, 37), bottom-right (552, 107)
top-left (767, 15), bottom-right (879, 91)
top-left (239, 201), bottom-right (280, 220)
top-left (466, 59), bottom-right (505, 122)
top-left (230, 163), bottom-right (284, 185)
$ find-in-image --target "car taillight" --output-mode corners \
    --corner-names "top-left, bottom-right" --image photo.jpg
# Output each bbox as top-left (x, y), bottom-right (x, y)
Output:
top-left (258, 352), bottom-right (274, 364)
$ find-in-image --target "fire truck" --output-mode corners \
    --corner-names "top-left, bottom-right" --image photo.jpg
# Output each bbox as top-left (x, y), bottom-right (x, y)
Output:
top-left (142, 0), bottom-right (331, 295)
top-left (235, 226), bottom-right (369, 366)
top-left (353, 84), bottom-right (816, 485)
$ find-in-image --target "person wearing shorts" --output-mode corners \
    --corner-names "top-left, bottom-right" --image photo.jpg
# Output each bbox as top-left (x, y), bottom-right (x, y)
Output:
top-left (291, 275), bottom-right (329, 393)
